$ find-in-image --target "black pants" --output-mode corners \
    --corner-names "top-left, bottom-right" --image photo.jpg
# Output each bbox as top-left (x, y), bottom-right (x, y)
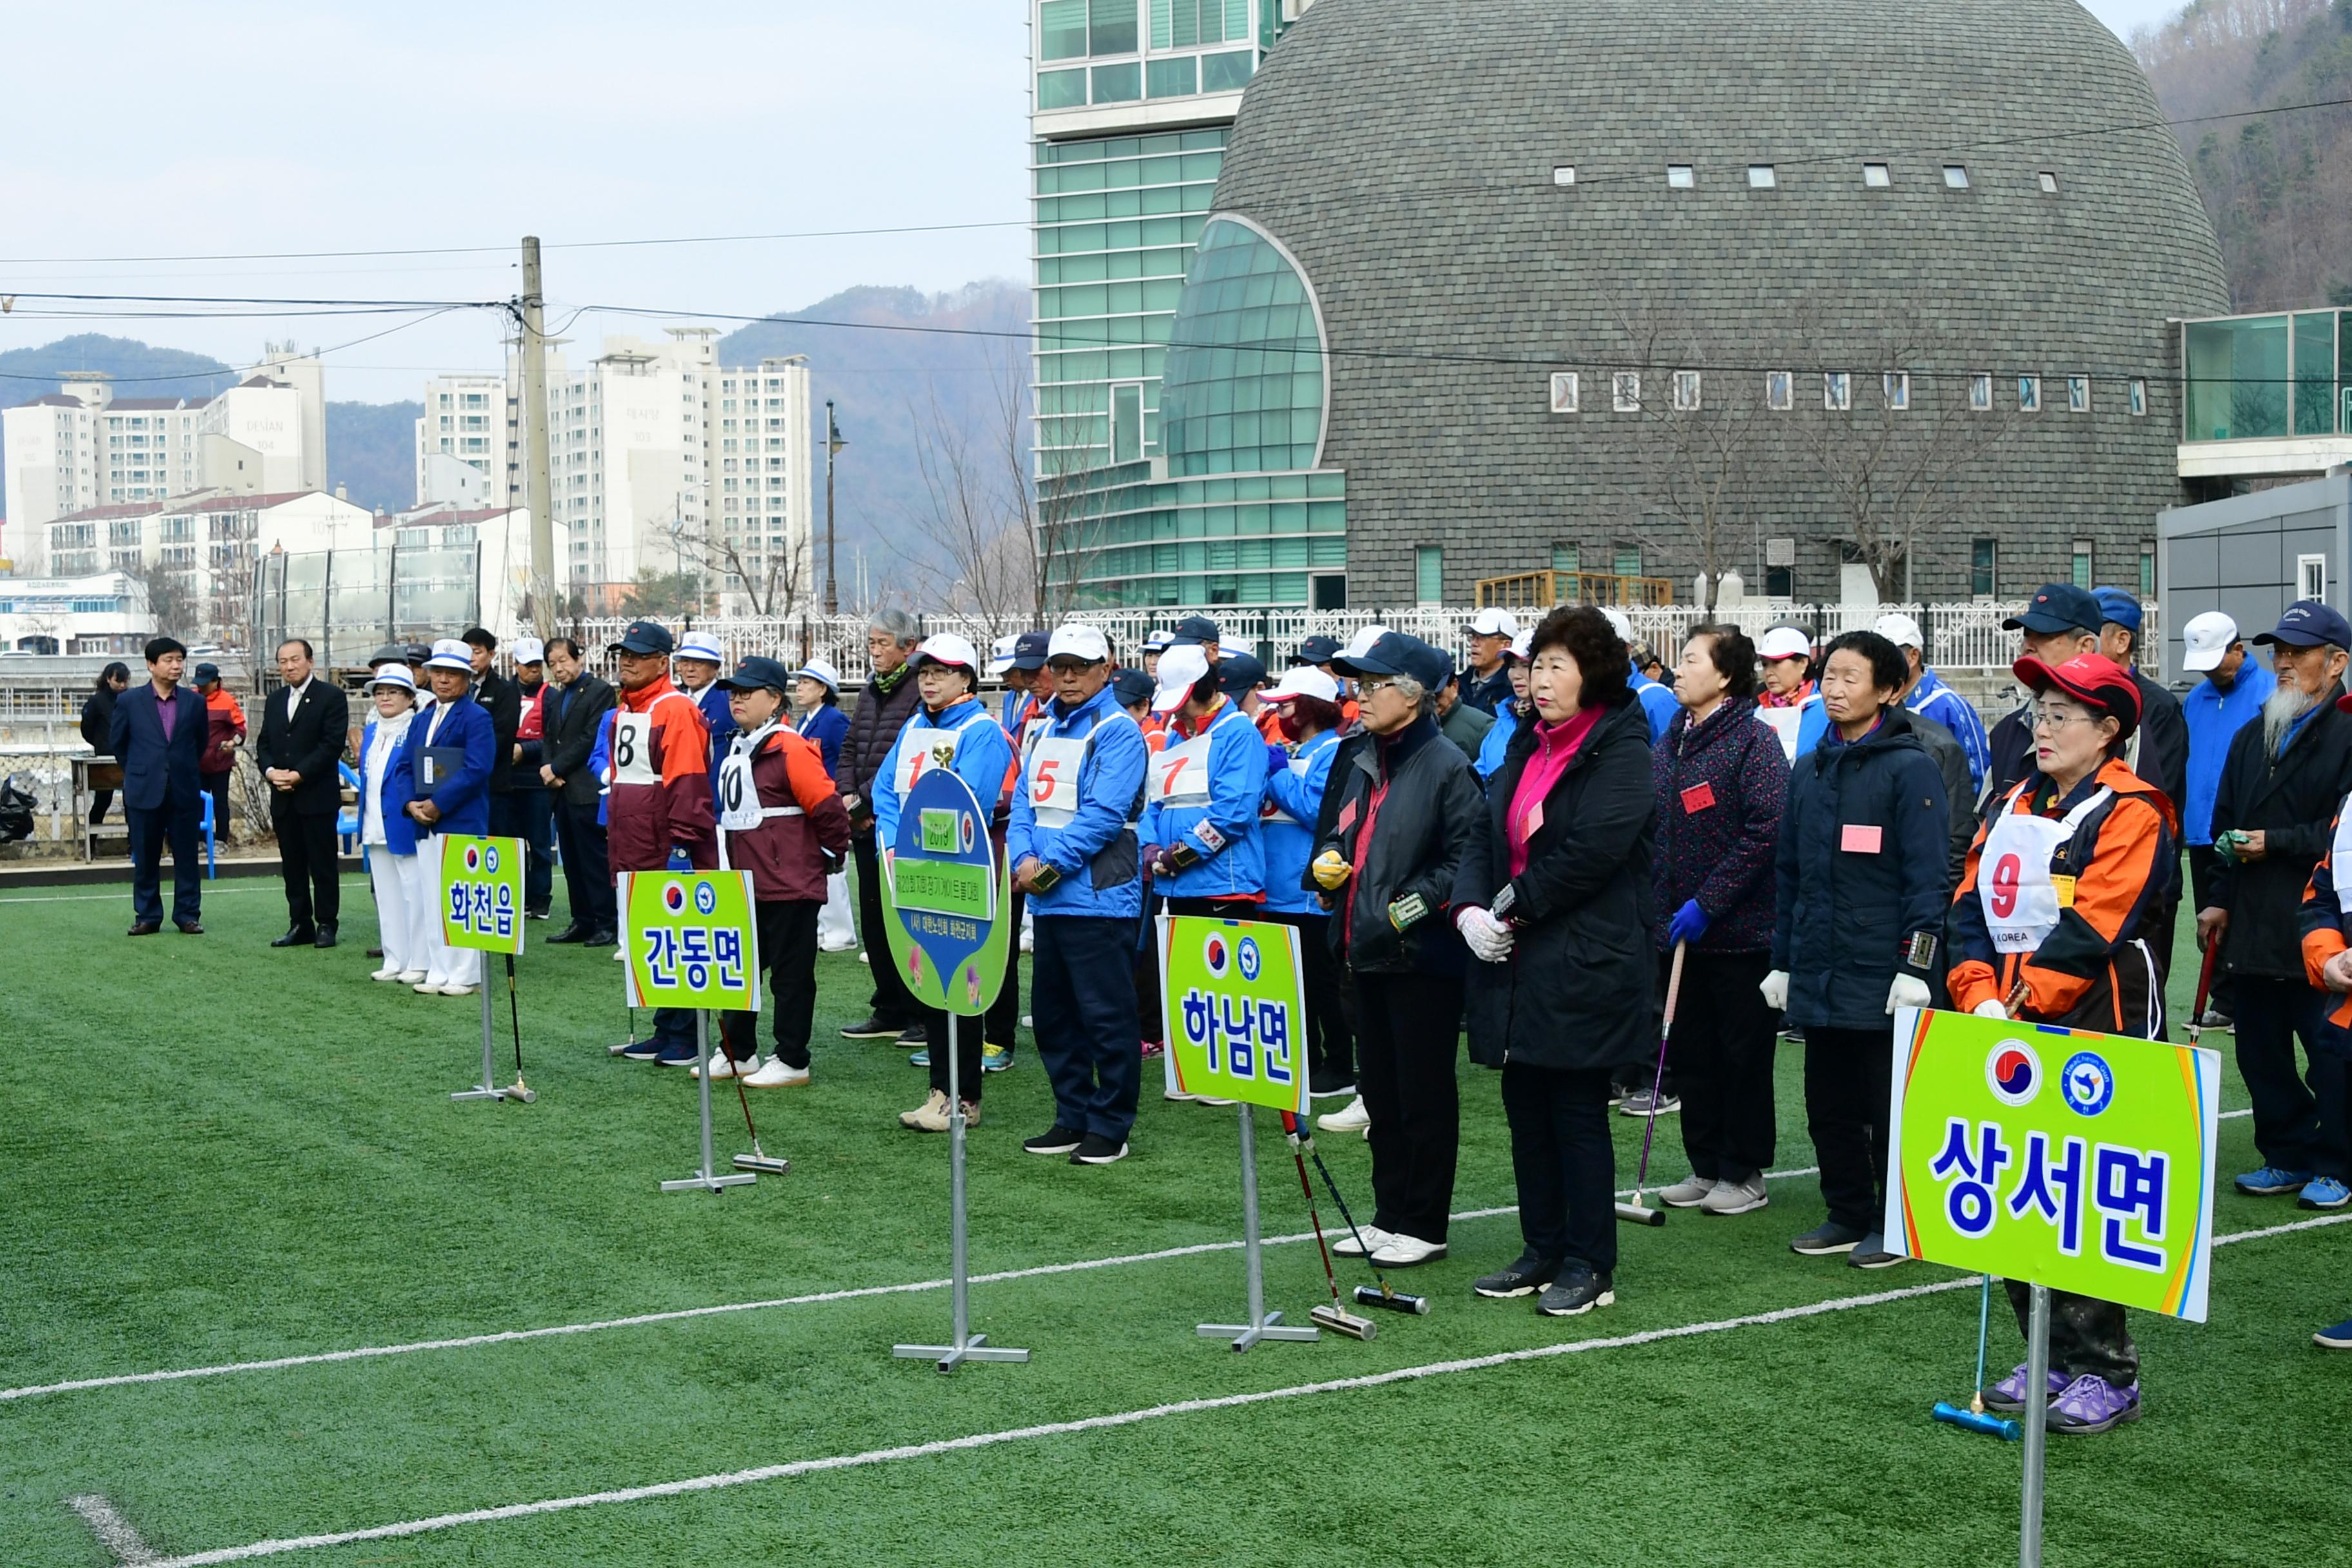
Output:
top-left (128, 795), bottom-right (201, 927)
top-left (556, 801), bottom-right (615, 932)
top-left (272, 804), bottom-right (340, 930)
top-left (1137, 891), bottom-right (1166, 1044)
top-left (2145, 848), bottom-right (2180, 1037)
top-left (1669, 948), bottom-right (1779, 1184)
top-left (1034, 915), bottom-right (1142, 1141)
top-left (2004, 1280), bottom-right (2140, 1389)
top-left (985, 887), bottom-right (1025, 1049)
top-left (201, 771), bottom-right (231, 839)
top-left (720, 899), bottom-right (820, 1069)
top-left (2232, 976), bottom-right (2347, 1180)
top-left (924, 1006), bottom-right (986, 1104)
top-left (1353, 970), bottom-right (1464, 1244)
top-left (1805, 1025), bottom-right (1896, 1233)
top-left (853, 830), bottom-right (917, 1028)
top-left (1501, 1061), bottom-right (1618, 1274)
top-left (1275, 909), bottom-right (1353, 1088)
top-left (90, 788), bottom-right (115, 828)
top-left (516, 788), bottom-right (555, 912)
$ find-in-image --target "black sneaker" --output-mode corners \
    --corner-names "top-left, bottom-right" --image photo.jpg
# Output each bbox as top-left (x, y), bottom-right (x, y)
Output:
top-left (1473, 1251), bottom-right (1562, 1298)
top-left (583, 929), bottom-right (618, 948)
top-left (1848, 1232), bottom-right (1906, 1270)
top-left (839, 1015), bottom-right (903, 1039)
top-left (1308, 1066), bottom-right (1357, 1099)
top-left (896, 1024), bottom-right (928, 1046)
top-left (618, 1037), bottom-right (665, 1061)
top-left (1024, 1125), bottom-right (1084, 1156)
top-left (1070, 1133), bottom-right (1129, 1165)
top-left (548, 925), bottom-right (588, 944)
top-left (1536, 1266), bottom-right (1616, 1317)
top-left (1789, 1220), bottom-right (1869, 1257)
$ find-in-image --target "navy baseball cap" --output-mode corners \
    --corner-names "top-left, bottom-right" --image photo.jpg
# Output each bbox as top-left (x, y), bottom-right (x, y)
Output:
top-left (402, 642), bottom-right (433, 665)
top-left (611, 620), bottom-right (674, 656)
top-left (192, 662), bottom-right (221, 683)
top-left (2092, 587), bottom-right (2143, 633)
top-left (1216, 652), bottom-right (1268, 697)
top-left (2254, 600), bottom-right (2352, 651)
top-left (1295, 634), bottom-right (1342, 666)
top-left (2003, 583), bottom-right (2103, 636)
top-left (1113, 667), bottom-right (1155, 709)
top-left (1334, 632), bottom-right (1455, 694)
top-left (1172, 614), bottom-right (1222, 646)
top-left (716, 655), bottom-right (796, 694)
top-left (1009, 630), bottom-right (1052, 671)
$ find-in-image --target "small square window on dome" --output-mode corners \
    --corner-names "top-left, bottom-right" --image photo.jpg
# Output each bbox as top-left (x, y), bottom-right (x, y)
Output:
top-left (1549, 372), bottom-right (1580, 413)
top-left (1766, 371), bottom-right (1794, 410)
top-left (1553, 164), bottom-right (1577, 186)
top-left (1748, 164), bottom-right (1776, 188)
top-left (2039, 170), bottom-right (2060, 194)
top-left (1969, 373), bottom-right (1994, 411)
top-left (1943, 164), bottom-right (1970, 189)
top-left (1863, 162), bottom-right (1892, 188)
top-left (1666, 164), bottom-right (1695, 189)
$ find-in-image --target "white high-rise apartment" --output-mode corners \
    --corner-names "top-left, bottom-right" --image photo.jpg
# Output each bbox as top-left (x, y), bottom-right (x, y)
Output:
top-left (539, 328), bottom-right (717, 590)
top-left (711, 357), bottom-right (814, 612)
top-left (415, 374), bottom-right (517, 507)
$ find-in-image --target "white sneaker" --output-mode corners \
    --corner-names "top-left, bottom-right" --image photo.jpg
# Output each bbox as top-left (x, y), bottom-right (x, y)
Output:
top-left (436, 983), bottom-right (478, 997)
top-left (1370, 1233), bottom-right (1447, 1268)
top-left (612, 948), bottom-right (626, 962)
top-left (1658, 1173), bottom-right (1717, 1209)
top-left (371, 966), bottom-right (402, 982)
top-left (694, 1052), bottom-right (750, 1080)
top-left (1164, 1086), bottom-right (1199, 1102)
top-left (819, 937), bottom-right (858, 953)
top-left (859, 949), bottom-right (871, 965)
top-left (1318, 1095), bottom-right (1370, 1134)
top-left (1329, 1224), bottom-right (1394, 1259)
top-left (743, 1057), bottom-right (810, 1088)
top-left (413, 980), bottom-right (440, 994)
top-left (395, 970), bottom-right (428, 985)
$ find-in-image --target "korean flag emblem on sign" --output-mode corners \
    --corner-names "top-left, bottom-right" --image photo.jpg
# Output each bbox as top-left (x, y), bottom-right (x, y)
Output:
top-left (463, 844), bottom-right (484, 875)
top-left (1202, 933), bottom-right (1229, 978)
top-left (663, 882), bottom-right (687, 915)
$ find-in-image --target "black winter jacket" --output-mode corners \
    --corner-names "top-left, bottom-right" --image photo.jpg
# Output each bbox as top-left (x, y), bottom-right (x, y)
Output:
top-left (1772, 705), bottom-right (1951, 1031)
top-left (1314, 714), bottom-right (1482, 976)
top-left (542, 672), bottom-right (616, 809)
top-left (840, 665), bottom-right (923, 824)
top-left (1455, 696), bottom-right (1656, 1072)
top-left (2207, 689), bottom-right (2352, 979)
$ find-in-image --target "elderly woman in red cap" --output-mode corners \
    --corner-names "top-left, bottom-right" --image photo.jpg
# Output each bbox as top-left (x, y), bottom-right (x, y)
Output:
top-left (1948, 650), bottom-right (2177, 1437)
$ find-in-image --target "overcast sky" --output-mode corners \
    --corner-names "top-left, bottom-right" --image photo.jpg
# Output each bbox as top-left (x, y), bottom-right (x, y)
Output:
top-left (0, 0), bottom-right (2188, 405)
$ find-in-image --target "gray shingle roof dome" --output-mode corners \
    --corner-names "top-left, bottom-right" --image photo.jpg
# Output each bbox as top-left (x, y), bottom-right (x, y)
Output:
top-left (1202, 0), bottom-right (2231, 605)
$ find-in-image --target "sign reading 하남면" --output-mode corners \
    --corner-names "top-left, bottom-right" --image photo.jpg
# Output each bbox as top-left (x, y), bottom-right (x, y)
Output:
top-left (1884, 1007), bottom-right (2220, 1320)
top-left (620, 869), bottom-right (760, 1012)
top-left (1157, 914), bottom-right (1309, 1115)
top-left (439, 834), bottom-right (525, 956)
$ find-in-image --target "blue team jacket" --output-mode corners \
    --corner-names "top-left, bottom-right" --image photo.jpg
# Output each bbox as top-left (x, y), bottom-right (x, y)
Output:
top-left (872, 696), bottom-right (1015, 849)
top-left (1139, 698), bottom-right (1269, 899)
top-left (1632, 675), bottom-right (1678, 744)
top-left (1006, 682), bottom-right (1148, 920)
top-left (2181, 662), bottom-right (2277, 845)
top-left (1475, 701), bottom-right (1528, 782)
top-left (388, 691), bottom-right (495, 838)
top-left (1261, 727), bottom-right (1340, 914)
top-left (796, 703), bottom-right (849, 779)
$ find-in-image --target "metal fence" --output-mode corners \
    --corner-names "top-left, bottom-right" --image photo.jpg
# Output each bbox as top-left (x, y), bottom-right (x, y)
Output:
top-left (251, 545), bottom-right (482, 676)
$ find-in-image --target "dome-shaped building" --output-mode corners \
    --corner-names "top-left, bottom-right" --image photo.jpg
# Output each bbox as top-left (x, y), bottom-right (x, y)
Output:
top-left (1057, 0), bottom-right (2230, 611)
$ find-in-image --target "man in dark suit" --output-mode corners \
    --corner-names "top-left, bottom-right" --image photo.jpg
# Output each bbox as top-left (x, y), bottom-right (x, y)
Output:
top-left (256, 637), bottom-right (352, 948)
top-left (110, 636), bottom-right (209, 936)
top-left (462, 625), bottom-right (524, 841)
top-left (539, 636), bottom-right (618, 943)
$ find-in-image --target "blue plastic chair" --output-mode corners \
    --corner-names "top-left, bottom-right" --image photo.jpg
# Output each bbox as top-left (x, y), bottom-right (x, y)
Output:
top-left (336, 762), bottom-right (364, 865)
top-left (198, 790), bottom-right (217, 879)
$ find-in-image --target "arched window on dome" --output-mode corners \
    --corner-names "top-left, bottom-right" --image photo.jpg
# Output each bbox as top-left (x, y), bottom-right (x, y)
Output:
top-left (1159, 215), bottom-right (1329, 478)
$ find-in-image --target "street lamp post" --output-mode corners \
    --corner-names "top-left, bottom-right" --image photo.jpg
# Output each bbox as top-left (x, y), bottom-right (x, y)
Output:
top-left (824, 400), bottom-right (845, 616)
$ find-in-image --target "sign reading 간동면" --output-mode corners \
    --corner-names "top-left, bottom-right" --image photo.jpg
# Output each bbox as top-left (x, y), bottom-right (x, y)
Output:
top-left (1884, 1007), bottom-right (2220, 1320)
top-left (882, 766), bottom-right (1008, 1017)
top-left (438, 834), bottom-right (525, 956)
top-left (619, 870), bottom-right (760, 1012)
top-left (1158, 914), bottom-right (1309, 1115)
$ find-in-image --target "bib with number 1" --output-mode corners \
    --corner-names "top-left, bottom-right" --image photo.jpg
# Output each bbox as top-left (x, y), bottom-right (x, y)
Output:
top-left (893, 727), bottom-right (965, 795)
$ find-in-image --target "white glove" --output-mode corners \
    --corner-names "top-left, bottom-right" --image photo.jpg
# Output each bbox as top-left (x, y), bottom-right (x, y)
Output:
top-left (1972, 999), bottom-right (2009, 1020)
top-left (1886, 974), bottom-right (1933, 1016)
top-left (1455, 906), bottom-right (1514, 964)
top-left (1759, 970), bottom-right (1790, 1010)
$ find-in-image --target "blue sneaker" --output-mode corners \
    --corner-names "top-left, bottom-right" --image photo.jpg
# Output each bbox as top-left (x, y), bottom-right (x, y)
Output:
top-left (653, 1040), bottom-right (700, 1067)
top-left (2235, 1166), bottom-right (2317, 1196)
top-left (983, 1043), bottom-right (1013, 1073)
top-left (618, 1037), bottom-right (665, 1061)
top-left (2297, 1176), bottom-right (2351, 1211)
top-left (908, 1048), bottom-right (930, 1068)
top-left (2315, 1318), bottom-right (2352, 1350)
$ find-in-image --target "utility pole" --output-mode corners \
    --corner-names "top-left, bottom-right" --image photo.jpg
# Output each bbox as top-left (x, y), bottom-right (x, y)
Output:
top-left (520, 236), bottom-right (556, 641)
top-left (824, 400), bottom-right (844, 616)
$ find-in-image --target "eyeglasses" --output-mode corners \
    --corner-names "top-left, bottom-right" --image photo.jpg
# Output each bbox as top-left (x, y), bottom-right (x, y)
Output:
top-left (2030, 707), bottom-right (2099, 732)
top-left (1357, 678), bottom-right (1398, 696)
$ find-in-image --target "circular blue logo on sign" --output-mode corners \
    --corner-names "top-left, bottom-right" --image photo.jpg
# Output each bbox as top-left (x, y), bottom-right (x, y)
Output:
top-left (2061, 1052), bottom-right (2114, 1117)
top-left (692, 882), bottom-right (718, 916)
top-left (1237, 936), bottom-right (1262, 983)
top-left (484, 846), bottom-right (501, 874)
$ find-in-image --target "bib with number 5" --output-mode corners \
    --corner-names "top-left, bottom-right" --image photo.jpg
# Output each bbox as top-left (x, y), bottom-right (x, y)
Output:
top-left (611, 711), bottom-right (656, 787)
top-left (1028, 736), bottom-right (1088, 825)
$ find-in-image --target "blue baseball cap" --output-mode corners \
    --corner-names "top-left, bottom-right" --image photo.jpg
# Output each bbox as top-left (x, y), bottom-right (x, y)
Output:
top-left (1112, 667), bottom-right (1155, 709)
top-left (610, 620), bottom-right (674, 656)
top-left (1009, 630), bottom-right (1052, 671)
top-left (1172, 614), bottom-right (1222, 647)
top-left (716, 655), bottom-right (796, 694)
top-left (1295, 635), bottom-right (1342, 665)
top-left (2092, 587), bottom-right (2142, 633)
top-left (1333, 632), bottom-right (1455, 694)
top-left (1217, 652), bottom-right (1268, 697)
top-left (2002, 583), bottom-right (2103, 637)
top-left (2253, 600), bottom-right (2352, 651)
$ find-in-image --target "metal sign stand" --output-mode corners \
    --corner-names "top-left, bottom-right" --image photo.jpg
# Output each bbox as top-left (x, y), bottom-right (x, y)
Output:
top-left (661, 1013), bottom-right (757, 1194)
top-left (2020, 1283), bottom-right (2052, 1567)
top-left (894, 1014), bottom-right (1030, 1373)
top-left (451, 983), bottom-right (517, 1104)
top-left (1199, 1104), bottom-right (1320, 1353)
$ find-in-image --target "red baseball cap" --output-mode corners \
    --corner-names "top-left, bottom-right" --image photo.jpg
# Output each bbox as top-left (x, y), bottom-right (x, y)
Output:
top-left (2013, 652), bottom-right (2142, 738)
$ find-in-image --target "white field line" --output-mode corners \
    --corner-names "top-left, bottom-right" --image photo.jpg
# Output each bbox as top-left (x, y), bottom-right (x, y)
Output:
top-left (127, 1210), bottom-right (2352, 1568)
top-left (67, 1494), bottom-right (160, 1565)
top-left (0, 1110), bottom-right (2259, 1406)
top-left (0, 885), bottom-right (291, 905)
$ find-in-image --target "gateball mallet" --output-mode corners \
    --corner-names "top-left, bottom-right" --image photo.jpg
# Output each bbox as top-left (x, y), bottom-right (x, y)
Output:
top-left (2185, 928), bottom-right (2221, 1050)
top-left (1932, 1273), bottom-right (2023, 1441)
top-left (502, 954), bottom-right (536, 1104)
top-left (725, 1032), bottom-right (790, 1177)
top-left (1283, 1119), bottom-right (1375, 1340)
top-left (1289, 1115), bottom-right (1428, 1317)
top-left (1615, 940), bottom-right (1685, 1226)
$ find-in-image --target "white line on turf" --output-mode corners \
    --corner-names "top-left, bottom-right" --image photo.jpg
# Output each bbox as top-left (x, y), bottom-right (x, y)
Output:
top-left (122, 1211), bottom-right (2352, 1568)
top-left (68, 1494), bottom-right (160, 1565)
top-left (0, 885), bottom-right (288, 905)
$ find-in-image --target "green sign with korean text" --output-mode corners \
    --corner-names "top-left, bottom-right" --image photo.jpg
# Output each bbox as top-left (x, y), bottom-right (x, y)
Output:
top-left (438, 834), bottom-right (525, 956)
top-left (618, 869), bottom-right (760, 1013)
top-left (1885, 1007), bottom-right (2220, 1320)
top-left (1157, 914), bottom-right (1310, 1115)
top-left (882, 767), bottom-right (1010, 1016)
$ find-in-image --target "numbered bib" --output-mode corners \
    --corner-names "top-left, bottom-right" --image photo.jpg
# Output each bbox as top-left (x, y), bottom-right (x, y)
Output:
top-left (1262, 749), bottom-right (1315, 825)
top-left (1152, 732), bottom-right (1213, 805)
top-left (1028, 736), bottom-right (1088, 825)
top-left (612, 711), bottom-right (656, 787)
top-left (718, 752), bottom-right (762, 831)
top-left (1979, 785), bottom-right (2110, 954)
top-left (892, 727), bottom-right (964, 796)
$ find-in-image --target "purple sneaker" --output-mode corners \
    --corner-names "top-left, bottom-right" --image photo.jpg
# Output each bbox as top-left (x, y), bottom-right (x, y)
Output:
top-left (2046, 1374), bottom-right (2141, 1434)
top-left (1983, 1363), bottom-right (2069, 1415)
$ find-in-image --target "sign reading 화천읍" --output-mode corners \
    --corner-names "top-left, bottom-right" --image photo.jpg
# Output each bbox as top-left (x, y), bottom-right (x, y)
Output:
top-left (1158, 914), bottom-right (1309, 1115)
top-left (439, 834), bottom-right (525, 956)
top-left (619, 870), bottom-right (760, 1012)
top-left (883, 765), bottom-right (1008, 1016)
top-left (1885, 1007), bottom-right (2220, 1320)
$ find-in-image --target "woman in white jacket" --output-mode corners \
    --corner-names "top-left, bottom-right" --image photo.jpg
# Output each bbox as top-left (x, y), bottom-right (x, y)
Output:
top-left (360, 666), bottom-right (429, 983)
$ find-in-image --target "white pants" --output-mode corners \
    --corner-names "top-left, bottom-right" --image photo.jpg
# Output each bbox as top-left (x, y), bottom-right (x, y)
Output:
top-left (406, 836), bottom-right (482, 988)
top-left (370, 852), bottom-right (429, 976)
top-left (818, 870), bottom-right (857, 950)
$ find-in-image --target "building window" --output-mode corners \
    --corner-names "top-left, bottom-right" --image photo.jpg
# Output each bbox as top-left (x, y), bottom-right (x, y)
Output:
top-left (1748, 164), bottom-right (1776, 188)
top-left (1146, 55), bottom-right (1197, 97)
top-left (1943, 164), bottom-right (1970, 189)
top-left (1041, 0), bottom-right (1089, 60)
top-left (1086, 0), bottom-right (1137, 54)
top-left (1672, 370), bottom-right (1703, 411)
top-left (1612, 372), bottom-right (1642, 412)
top-left (1038, 67), bottom-right (1087, 108)
top-left (1824, 372), bottom-right (1851, 411)
top-left (1549, 371), bottom-right (1580, 414)
top-left (1863, 162), bottom-right (1892, 188)
top-left (2019, 376), bottom-right (2042, 413)
top-left (1552, 164), bottom-right (1576, 186)
top-left (2141, 540), bottom-right (2159, 596)
top-left (2067, 376), bottom-right (2091, 413)
top-left (1416, 545), bottom-right (1444, 605)
top-left (1972, 538), bottom-right (1998, 598)
top-left (1614, 544), bottom-right (1643, 577)
top-left (1883, 371), bottom-right (1910, 410)
top-left (1091, 61), bottom-right (1142, 101)
top-left (2038, 170), bottom-right (2060, 194)
top-left (1766, 371), bottom-right (1794, 410)
top-left (1110, 382), bottom-right (1144, 464)
top-left (1970, 373), bottom-right (1994, 412)
top-left (1551, 542), bottom-right (1580, 574)
top-left (2300, 553), bottom-right (2327, 602)
top-left (1666, 164), bottom-right (1695, 189)
top-left (2071, 539), bottom-right (2093, 589)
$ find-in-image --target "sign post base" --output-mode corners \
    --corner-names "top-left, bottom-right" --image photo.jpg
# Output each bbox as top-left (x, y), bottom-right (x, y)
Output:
top-left (662, 1013), bottom-right (756, 1193)
top-left (1198, 1104), bottom-right (1320, 1353)
top-left (893, 1016), bottom-right (1028, 1373)
top-left (452, 983), bottom-right (517, 1103)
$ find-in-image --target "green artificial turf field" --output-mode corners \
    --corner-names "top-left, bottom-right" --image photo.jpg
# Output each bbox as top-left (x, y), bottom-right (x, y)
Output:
top-left (1, 874), bottom-right (2347, 1567)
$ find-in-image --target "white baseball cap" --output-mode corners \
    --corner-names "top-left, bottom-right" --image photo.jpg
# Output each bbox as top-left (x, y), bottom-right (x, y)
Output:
top-left (1465, 607), bottom-right (1521, 638)
top-left (1142, 629), bottom-right (1176, 652)
top-left (1600, 607), bottom-right (1635, 644)
top-left (1046, 624), bottom-right (1110, 663)
top-left (676, 631), bottom-right (723, 664)
top-left (423, 638), bottom-right (475, 672)
top-left (511, 636), bottom-right (545, 666)
top-left (1262, 665), bottom-right (1340, 703)
top-left (908, 632), bottom-right (982, 675)
top-left (368, 664), bottom-right (416, 692)
top-left (1341, 623), bottom-right (1393, 659)
top-left (1873, 612), bottom-right (1924, 650)
top-left (1510, 629), bottom-right (1533, 661)
top-left (2182, 610), bottom-right (2240, 672)
top-left (790, 658), bottom-right (842, 694)
top-left (1758, 625), bottom-right (1813, 662)
top-left (986, 633), bottom-right (1019, 676)
top-left (1152, 643), bottom-right (1212, 712)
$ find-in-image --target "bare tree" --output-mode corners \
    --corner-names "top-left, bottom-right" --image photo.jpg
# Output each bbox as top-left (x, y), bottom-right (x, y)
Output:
top-left (120, 559), bottom-right (202, 642)
top-left (671, 514), bottom-right (812, 618)
top-left (1609, 304), bottom-right (1770, 613)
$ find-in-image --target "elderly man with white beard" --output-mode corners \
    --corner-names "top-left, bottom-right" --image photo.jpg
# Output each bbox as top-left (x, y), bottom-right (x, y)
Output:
top-left (2200, 601), bottom-right (2352, 1212)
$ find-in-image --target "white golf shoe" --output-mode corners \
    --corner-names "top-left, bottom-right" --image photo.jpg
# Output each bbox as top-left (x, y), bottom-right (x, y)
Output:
top-left (694, 1052), bottom-right (749, 1080)
top-left (1318, 1095), bottom-right (1370, 1135)
top-left (743, 1057), bottom-right (810, 1088)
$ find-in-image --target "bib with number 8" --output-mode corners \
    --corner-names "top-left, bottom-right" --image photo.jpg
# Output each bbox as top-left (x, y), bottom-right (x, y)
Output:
top-left (612, 711), bottom-right (656, 787)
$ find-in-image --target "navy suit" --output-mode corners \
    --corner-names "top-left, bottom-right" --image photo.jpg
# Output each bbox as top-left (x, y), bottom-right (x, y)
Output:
top-left (110, 681), bottom-right (208, 926)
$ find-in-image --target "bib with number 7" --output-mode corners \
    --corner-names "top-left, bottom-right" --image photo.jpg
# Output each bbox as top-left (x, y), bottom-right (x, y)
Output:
top-left (1152, 732), bottom-right (1213, 805)
top-left (1979, 783), bottom-right (2111, 953)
